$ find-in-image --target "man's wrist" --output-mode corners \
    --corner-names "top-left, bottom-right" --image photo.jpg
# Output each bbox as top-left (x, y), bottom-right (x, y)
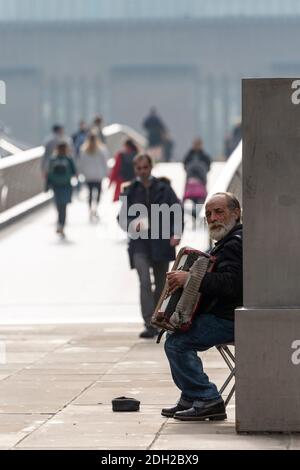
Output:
top-left (183, 273), bottom-right (191, 288)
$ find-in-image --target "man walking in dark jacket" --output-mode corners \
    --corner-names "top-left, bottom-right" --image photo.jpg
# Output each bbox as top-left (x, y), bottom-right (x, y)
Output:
top-left (119, 153), bottom-right (183, 338)
top-left (162, 192), bottom-right (242, 421)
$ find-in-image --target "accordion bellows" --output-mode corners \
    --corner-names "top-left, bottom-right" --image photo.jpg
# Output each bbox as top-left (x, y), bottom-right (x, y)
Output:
top-left (151, 247), bottom-right (215, 332)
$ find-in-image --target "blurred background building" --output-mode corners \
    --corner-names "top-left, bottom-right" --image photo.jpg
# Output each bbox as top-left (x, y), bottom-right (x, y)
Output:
top-left (0, 0), bottom-right (300, 158)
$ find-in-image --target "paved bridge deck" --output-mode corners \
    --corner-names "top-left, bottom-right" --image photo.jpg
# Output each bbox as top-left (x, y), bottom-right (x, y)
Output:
top-left (0, 163), bottom-right (294, 449)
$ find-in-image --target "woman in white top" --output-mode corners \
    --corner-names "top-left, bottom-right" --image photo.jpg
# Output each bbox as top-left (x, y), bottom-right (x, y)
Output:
top-left (79, 132), bottom-right (109, 218)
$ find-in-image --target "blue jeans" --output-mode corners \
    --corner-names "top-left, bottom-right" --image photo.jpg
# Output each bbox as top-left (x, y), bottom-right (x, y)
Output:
top-left (164, 313), bottom-right (234, 403)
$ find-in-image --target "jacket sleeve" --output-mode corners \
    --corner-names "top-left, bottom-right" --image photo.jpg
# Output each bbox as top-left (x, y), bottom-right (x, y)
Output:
top-left (117, 187), bottom-right (138, 232)
top-left (183, 151), bottom-right (191, 169)
top-left (109, 153), bottom-right (122, 185)
top-left (204, 152), bottom-right (212, 170)
top-left (69, 158), bottom-right (77, 176)
top-left (46, 159), bottom-right (53, 187)
top-left (167, 186), bottom-right (184, 237)
top-left (200, 239), bottom-right (242, 299)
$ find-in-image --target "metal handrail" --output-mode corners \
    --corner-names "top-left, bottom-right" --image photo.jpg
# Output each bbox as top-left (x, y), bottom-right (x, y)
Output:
top-left (103, 123), bottom-right (147, 149)
top-left (0, 146), bottom-right (44, 170)
top-left (0, 123), bottom-right (147, 171)
top-left (0, 123), bottom-right (147, 214)
top-left (200, 141), bottom-right (242, 218)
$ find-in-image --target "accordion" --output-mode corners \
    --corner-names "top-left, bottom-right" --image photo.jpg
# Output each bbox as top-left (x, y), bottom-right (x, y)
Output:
top-left (151, 247), bottom-right (215, 333)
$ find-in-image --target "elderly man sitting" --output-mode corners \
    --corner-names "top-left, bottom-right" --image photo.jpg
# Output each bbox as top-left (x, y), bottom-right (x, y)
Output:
top-left (162, 192), bottom-right (242, 421)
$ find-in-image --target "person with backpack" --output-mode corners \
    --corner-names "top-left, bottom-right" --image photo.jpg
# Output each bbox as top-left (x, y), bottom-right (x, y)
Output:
top-left (183, 138), bottom-right (211, 175)
top-left (79, 132), bottom-right (109, 220)
top-left (183, 138), bottom-right (211, 222)
top-left (109, 138), bottom-right (139, 201)
top-left (47, 140), bottom-right (77, 237)
top-left (42, 124), bottom-right (74, 176)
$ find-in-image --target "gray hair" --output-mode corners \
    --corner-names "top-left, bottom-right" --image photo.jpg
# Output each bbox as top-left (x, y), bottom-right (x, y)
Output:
top-left (211, 192), bottom-right (241, 223)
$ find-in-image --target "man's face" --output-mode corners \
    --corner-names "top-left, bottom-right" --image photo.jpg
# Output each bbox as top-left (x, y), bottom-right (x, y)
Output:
top-left (134, 158), bottom-right (152, 181)
top-left (205, 195), bottom-right (240, 241)
top-left (193, 139), bottom-right (203, 151)
top-left (54, 127), bottom-right (64, 137)
top-left (124, 144), bottom-right (132, 153)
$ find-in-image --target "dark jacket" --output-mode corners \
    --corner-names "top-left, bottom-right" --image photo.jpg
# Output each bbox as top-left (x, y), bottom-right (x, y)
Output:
top-left (143, 115), bottom-right (166, 146)
top-left (198, 223), bottom-right (243, 321)
top-left (47, 155), bottom-right (76, 205)
top-left (72, 129), bottom-right (88, 157)
top-left (184, 149), bottom-right (211, 183)
top-left (118, 176), bottom-right (183, 268)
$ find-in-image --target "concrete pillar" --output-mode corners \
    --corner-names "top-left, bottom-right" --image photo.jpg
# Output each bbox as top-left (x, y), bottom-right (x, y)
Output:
top-left (236, 78), bottom-right (300, 432)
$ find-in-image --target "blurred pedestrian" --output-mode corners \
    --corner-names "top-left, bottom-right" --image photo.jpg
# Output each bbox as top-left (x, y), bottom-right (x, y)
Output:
top-left (72, 120), bottom-right (88, 158)
top-left (72, 120), bottom-right (89, 195)
top-left (42, 125), bottom-right (65, 175)
top-left (143, 108), bottom-right (166, 148)
top-left (162, 131), bottom-right (174, 162)
top-left (109, 138), bottom-right (139, 202)
top-left (183, 138), bottom-right (211, 176)
top-left (47, 140), bottom-right (77, 238)
top-left (79, 133), bottom-right (109, 220)
top-left (91, 115), bottom-right (106, 143)
top-left (183, 138), bottom-right (211, 221)
top-left (118, 153), bottom-right (183, 339)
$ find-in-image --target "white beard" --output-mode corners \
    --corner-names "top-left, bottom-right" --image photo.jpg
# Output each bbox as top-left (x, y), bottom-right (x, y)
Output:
top-left (209, 219), bottom-right (237, 242)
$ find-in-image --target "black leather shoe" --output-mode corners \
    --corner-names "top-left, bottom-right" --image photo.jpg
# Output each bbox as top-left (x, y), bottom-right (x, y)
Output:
top-left (161, 403), bottom-right (191, 418)
top-left (174, 399), bottom-right (227, 421)
top-left (139, 328), bottom-right (158, 339)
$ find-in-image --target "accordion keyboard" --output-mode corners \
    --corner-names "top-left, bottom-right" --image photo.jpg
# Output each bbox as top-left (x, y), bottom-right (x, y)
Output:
top-left (169, 256), bottom-right (210, 327)
top-left (151, 247), bottom-right (215, 333)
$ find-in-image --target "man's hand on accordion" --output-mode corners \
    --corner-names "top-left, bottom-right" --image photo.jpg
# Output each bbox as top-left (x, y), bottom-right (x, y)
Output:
top-left (166, 270), bottom-right (189, 294)
top-left (170, 236), bottom-right (181, 247)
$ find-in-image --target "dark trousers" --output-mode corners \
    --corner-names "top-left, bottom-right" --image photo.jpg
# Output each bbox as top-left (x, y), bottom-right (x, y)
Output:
top-left (132, 252), bottom-right (169, 329)
top-left (164, 313), bottom-right (234, 403)
top-left (87, 181), bottom-right (102, 208)
top-left (56, 203), bottom-right (67, 228)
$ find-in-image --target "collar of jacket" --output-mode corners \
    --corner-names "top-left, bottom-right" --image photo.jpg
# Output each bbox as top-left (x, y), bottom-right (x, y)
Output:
top-left (210, 223), bottom-right (243, 254)
top-left (135, 175), bottom-right (155, 185)
top-left (128, 176), bottom-right (157, 191)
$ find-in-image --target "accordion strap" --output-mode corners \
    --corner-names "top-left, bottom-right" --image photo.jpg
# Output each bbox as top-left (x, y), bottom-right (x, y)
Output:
top-left (156, 329), bottom-right (166, 344)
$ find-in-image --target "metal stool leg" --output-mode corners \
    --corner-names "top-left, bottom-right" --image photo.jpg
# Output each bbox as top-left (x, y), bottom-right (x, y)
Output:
top-left (216, 344), bottom-right (235, 407)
